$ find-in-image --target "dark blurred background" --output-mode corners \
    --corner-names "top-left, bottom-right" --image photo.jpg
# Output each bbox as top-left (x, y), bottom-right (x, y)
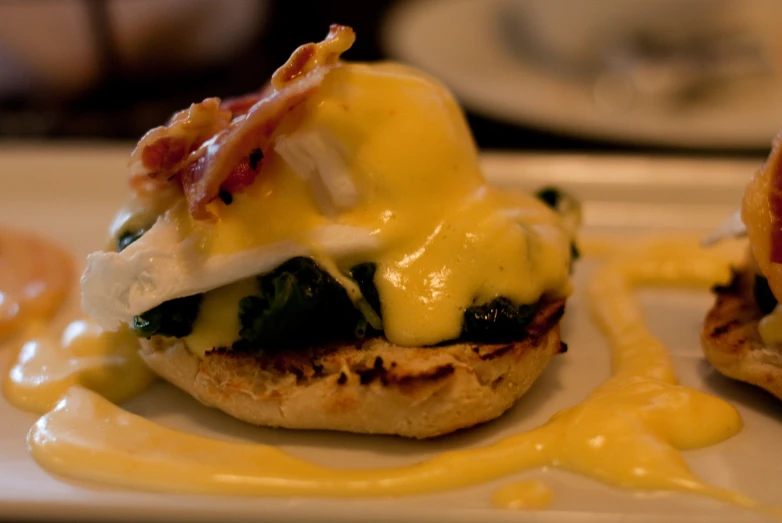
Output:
top-left (0, 1), bottom-right (397, 143)
top-left (1, 0), bottom-right (779, 156)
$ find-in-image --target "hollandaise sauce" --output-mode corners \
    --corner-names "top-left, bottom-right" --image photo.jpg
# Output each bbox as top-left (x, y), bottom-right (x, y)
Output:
top-left (9, 237), bottom-right (769, 512)
top-left (0, 228), bottom-right (74, 338)
top-left (4, 319), bottom-right (153, 414)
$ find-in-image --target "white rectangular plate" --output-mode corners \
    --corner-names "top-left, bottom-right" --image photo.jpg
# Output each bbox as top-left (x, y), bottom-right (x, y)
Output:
top-left (0, 145), bottom-right (778, 523)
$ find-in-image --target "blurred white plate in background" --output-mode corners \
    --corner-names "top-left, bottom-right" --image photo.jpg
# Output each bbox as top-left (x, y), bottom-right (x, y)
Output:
top-left (383, 0), bottom-right (782, 149)
top-left (0, 0), bottom-right (266, 98)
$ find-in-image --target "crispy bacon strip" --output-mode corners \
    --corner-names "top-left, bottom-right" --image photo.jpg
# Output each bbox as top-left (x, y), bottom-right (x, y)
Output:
top-left (270, 24), bottom-right (355, 89)
top-left (220, 83), bottom-right (274, 117)
top-left (128, 24), bottom-right (356, 219)
top-left (128, 98), bottom-right (231, 181)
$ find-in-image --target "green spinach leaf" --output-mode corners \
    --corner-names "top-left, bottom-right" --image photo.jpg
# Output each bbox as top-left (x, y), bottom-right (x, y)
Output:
top-left (236, 257), bottom-right (361, 349)
top-left (461, 297), bottom-right (538, 343)
top-left (133, 294), bottom-right (202, 338)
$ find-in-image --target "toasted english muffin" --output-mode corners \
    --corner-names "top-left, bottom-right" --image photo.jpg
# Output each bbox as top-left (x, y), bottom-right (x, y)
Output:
top-left (702, 269), bottom-right (782, 401)
top-left (139, 300), bottom-right (566, 439)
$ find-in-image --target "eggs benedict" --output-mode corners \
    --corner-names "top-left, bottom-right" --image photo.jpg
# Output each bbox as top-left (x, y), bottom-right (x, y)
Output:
top-left (81, 25), bottom-right (577, 438)
top-left (703, 132), bottom-right (782, 400)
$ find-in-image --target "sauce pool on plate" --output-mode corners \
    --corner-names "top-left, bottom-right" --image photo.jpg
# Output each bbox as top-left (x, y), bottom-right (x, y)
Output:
top-left (4, 319), bottom-right (153, 414)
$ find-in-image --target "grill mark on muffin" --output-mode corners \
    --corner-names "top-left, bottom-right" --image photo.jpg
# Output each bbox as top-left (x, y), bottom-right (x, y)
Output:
top-left (709, 319), bottom-right (741, 338)
top-left (703, 269), bottom-right (764, 358)
top-left (702, 267), bottom-right (782, 400)
top-left (475, 344), bottom-right (515, 361)
top-left (352, 357), bottom-right (455, 387)
top-left (392, 363), bottom-right (455, 385)
top-left (357, 356), bottom-right (385, 385)
top-left (190, 299), bottom-right (567, 391)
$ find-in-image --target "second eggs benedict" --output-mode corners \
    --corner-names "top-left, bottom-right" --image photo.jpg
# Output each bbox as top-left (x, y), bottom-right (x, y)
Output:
top-left (80, 25), bottom-right (577, 438)
top-left (703, 132), bottom-right (782, 401)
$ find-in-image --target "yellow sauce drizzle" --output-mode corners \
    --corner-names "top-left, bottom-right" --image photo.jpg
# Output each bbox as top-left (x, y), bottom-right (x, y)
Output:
top-left (582, 237), bottom-right (750, 505)
top-left (491, 480), bottom-right (553, 510)
top-left (14, 237), bottom-right (775, 514)
top-left (4, 319), bottom-right (153, 414)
